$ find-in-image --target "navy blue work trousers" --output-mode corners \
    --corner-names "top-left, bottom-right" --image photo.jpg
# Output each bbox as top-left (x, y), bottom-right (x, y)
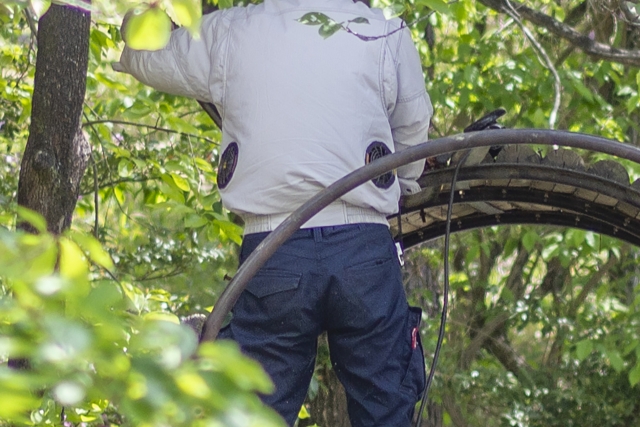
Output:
top-left (219, 224), bottom-right (426, 426)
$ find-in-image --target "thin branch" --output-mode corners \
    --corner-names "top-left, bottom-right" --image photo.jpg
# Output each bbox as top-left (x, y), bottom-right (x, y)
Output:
top-left (441, 393), bottom-right (469, 427)
top-left (82, 106), bottom-right (114, 177)
top-left (460, 311), bottom-right (510, 369)
top-left (483, 334), bottom-right (536, 387)
top-left (524, 246), bottom-right (542, 282)
top-left (503, 0), bottom-right (561, 129)
top-left (82, 119), bottom-right (219, 145)
top-left (79, 176), bottom-right (160, 196)
top-left (23, 4), bottom-right (38, 47)
top-left (568, 252), bottom-right (618, 317)
top-left (478, 0), bottom-right (640, 67)
top-left (504, 245), bottom-right (530, 301)
top-left (343, 20), bottom-right (407, 41)
top-left (138, 266), bottom-right (186, 282)
top-left (90, 154), bottom-right (99, 238)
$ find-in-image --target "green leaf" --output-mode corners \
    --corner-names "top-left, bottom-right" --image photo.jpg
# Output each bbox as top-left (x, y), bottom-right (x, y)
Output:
top-left (465, 243), bottom-right (480, 265)
top-left (194, 157), bottom-right (214, 172)
top-left (125, 6), bottom-right (172, 51)
top-left (59, 237), bottom-right (89, 282)
top-left (382, 4), bottom-right (405, 19)
top-left (606, 350), bottom-right (624, 373)
top-left (214, 219), bottom-right (243, 245)
top-left (113, 185), bottom-right (125, 205)
top-left (623, 340), bottom-right (640, 356)
top-left (626, 94), bottom-right (640, 114)
top-left (585, 232), bottom-right (597, 248)
top-left (297, 12), bottom-right (330, 26)
top-left (170, 173), bottom-right (190, 192)
top-left (350, 17), bottom-right (369, 24)
top-left (68, 231), bottom-right (114, 270)
top-left (16, 206), bottom-right (47, 233)
top-left (415, 0), bottom-right (451, 15)
top-left (0, 391), bottom-right (39, 419)
top-left (502, 236), bottom-right (518, 258)
top-left (568, 73), bottom-right (595, 103)
top-left (629, 362), bottom-right (640, 386)
top-left (298, 405), bottom-right (310, 419)
top-left (166, 115), bottom-right (200, 135)
top-left (567, 229), bottom-right (586, 248)
top-left (500, 287), bottom-right (514, 303)
top-left (159, 174), bottom-right (186, 203)
top-left (575, 339), bottom-right (593, 361)
top-left (184, 213), bottom-right (208, 228)
top-left (144, 311), bottom-right (181, 324)
top-left (198, 341), bottom-right (274, 394)
top-left (118, 158), bottom-right (134, 177)
top-left (522, 230), bottom-right (538, 252)
top-left (175, 371), bottom-right (211, 399)
top-left (319, 21), bottom-right (342, 39)
top-left (169, 0), bottom-right (202, 35)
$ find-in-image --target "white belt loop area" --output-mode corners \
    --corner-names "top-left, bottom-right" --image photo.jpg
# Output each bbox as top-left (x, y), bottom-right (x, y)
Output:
top-left (242, 201), bottom-right (389, 234)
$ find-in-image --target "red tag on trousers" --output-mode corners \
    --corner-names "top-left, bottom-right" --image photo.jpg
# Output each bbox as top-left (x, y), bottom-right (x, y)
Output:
top-left (411, 327), bottom-right (418, 350)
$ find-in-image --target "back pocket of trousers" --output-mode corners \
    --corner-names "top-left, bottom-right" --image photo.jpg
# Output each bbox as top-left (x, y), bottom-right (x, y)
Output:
top-left (245, 270), bottom-right (302, 298)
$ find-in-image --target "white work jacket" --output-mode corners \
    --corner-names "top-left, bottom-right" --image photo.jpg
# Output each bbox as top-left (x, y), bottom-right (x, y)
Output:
top-left (118, 0), bottom-right (433, 233)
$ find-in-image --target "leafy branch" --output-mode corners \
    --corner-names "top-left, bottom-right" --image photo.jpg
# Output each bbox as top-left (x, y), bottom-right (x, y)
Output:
top-left (82, 119), bottom-right (219, 145)
top-left (297, 12), bottom-right (384, 40)
top-left (479, 0), bottom-right (640, 67)
top-left (297, 12), bottom-right (407, 41)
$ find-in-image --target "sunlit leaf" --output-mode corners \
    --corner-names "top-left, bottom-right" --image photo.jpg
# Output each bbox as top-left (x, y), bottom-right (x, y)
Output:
top-left (144, 311), bottom-right (181, 325)
top-left (298, 405), bottom-right (310, 419)
top-left (169, 0), bottom-right (202, 35)
top-left (170, 172), bottom-right (190, 192)
top-left (68, 230), bottom-right (114, 270)
top-left (59, 237), bottom-right (89, 281)
top-left (175, 371), bottom-right (211, 398)
top-left (125, 6), bottom-right (172, 51)
top-left (218, 0), bottom-right (233, 9)
top-left (16, 206), bottom-right (47, 233)
top-left (415, 0), bottom-right (452, 15)
top-left (297, 12), bottom-right (330, 26)
top-left (213, 218), bottom-right (243, 245)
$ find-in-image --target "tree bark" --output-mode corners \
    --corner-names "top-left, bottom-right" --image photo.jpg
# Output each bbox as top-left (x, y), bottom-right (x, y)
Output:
top-left (308, 362), bottom-right (351, 427)
top-left (17, 3), bottom-right (91, 234)
top-left (307, 334), bottom-right (351, 427)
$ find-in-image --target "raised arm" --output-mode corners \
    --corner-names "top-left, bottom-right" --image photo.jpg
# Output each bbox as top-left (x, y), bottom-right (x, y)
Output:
top-left (116, 12), bottom-right (226, 104)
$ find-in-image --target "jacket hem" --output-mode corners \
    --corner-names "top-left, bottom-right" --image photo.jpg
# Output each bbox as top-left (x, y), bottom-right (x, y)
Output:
top-left (242, 201), bottom-right (389, 234)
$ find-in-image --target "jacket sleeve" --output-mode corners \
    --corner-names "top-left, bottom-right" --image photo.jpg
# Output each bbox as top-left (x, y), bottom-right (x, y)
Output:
top-left (117, 13), bottom-right (224, 104)
top-left (388, 26), bottom-right (433, 196)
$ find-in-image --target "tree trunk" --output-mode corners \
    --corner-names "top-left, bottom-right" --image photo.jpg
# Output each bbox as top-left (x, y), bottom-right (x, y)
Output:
top-left (308, 361), bottom-right (351, 427)
top-left (17, 2), bottom-right (91, 234)
top-left (10, 1), bottom-right (90, 374)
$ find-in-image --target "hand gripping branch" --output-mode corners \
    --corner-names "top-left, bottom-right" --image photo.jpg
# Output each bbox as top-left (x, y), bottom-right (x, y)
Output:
top-left (200, 129), bottom-right (640, 342)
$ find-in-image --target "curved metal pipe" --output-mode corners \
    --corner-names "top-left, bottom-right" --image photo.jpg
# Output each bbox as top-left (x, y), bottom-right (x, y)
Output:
top-left (200, 129), bottom-right (640, 341)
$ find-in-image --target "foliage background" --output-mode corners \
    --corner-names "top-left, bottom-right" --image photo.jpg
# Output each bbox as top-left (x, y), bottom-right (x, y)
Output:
top-left (1, 0), bottom-right (640, 425)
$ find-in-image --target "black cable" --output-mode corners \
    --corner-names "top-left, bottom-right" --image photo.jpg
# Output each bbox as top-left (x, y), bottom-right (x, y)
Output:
top-left (414, 149), bottom-right (471, 427)
top-left (201, 130), bottom-right (637, 340)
